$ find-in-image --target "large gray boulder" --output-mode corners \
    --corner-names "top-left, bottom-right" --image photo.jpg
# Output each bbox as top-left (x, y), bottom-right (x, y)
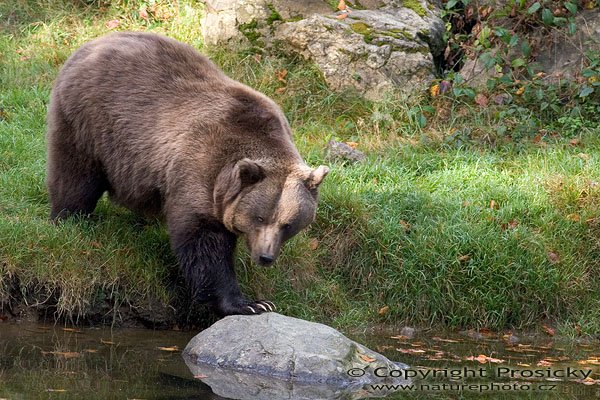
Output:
top-left (183, 313), bottom-right (409, 399)
top-left (201, 0), bottom-right (444, 99)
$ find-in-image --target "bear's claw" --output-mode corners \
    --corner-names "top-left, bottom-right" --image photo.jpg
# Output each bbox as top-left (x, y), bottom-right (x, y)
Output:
top-left (217, 298), bottom-right (276, 316)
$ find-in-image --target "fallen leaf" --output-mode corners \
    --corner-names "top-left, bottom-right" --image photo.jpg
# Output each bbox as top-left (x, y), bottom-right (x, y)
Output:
top-left (570, 138), bottom-right (581, 146)
top-left (577, 153), bottom-right (590, 161)
top-left (537, 359), bottom-right (553, 366)
top-left (359, 354), bottom-right (376, 363)
top-left (84, 349), bottom-right (98, 353)
top-left (430, 84), bottom-right (440, 97)
top-left (276, 69), bottom-right (288, 83)
top-left (475, 93), bottom-right (489, 107)
top-left (547, 252), bottom-right (560, 264)
top-left (515, 86), bottom-right (525, 95)
top-left (337, 0), bottom-right (347, 10)
top-left (157, 346), bottom-right (179, 352)
top-left (100, 339), bottom-right (115, 345)
top-left (489, 200), bottom-right (499, 210)
top-left (567, 213), bottom-right (581, 222)
top-left (46, 389), bottom-right (67, 392)
top-left (336, 13), bottom-right (348, 19)
top-left (275, 87), bottom-right (286, 94)
top-left (139, 6), bottom-right (149, 20)
top-left (309, 238), bottom-right (319, 250)
top-left (399, 220), bottom-right (411, 232)
top-left (378, 305), bottom-right (390, 315)
top-left (105, 19), bottom-right (120, 30)
top-left (542, 325), bottom-right (556, 336)
top-left (345, 141), bottom-right (358, 149)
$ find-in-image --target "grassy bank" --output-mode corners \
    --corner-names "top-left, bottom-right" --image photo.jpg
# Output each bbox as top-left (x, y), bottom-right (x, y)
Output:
top-left (1, 0), bottom-right (600, 333)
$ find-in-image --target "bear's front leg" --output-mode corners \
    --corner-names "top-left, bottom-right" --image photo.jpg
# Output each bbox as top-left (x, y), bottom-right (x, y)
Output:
top-left (168, 213), bottom-right (275, 316)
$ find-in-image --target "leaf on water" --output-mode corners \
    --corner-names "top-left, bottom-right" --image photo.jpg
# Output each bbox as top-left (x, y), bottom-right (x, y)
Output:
top-left (105, 19), bottom-right (120, 30)
top-left (397, 348), bottom-right (426, 354)
top-left (42, 351), bottom-right (80, 359)
top-left (577, 358), bottom-right (600, 365)
top-left (157, 346), bottom-right (180, 352)
top-left (466, 354), bottom-right (504, 364)
top-left (359, 354), bottom-right (377, 363)
top-left (378, 305), bottom-right (390, 315)
top-left (62, 328), bottom-right (83, 333)
top-left (432, 337), bottom-right (460, 343)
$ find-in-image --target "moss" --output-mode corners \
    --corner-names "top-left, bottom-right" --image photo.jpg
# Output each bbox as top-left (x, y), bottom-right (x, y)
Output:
top-left (403, 0), bottom-right (427, 17)
top-left (350, 22), bottom-right (374, 43)
top-left (382, 28), bottom-right (414, 40)
top-left (266, 4), bottom-right (282, 26)
top-left (239, 19), bottom-right (264, 47)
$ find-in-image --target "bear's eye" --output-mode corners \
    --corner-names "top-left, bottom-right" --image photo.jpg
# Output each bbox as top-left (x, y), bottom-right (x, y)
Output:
top-left (256, 216), bottom-right (264, 223)
top-left (282, 223), bottom-right (291, 231)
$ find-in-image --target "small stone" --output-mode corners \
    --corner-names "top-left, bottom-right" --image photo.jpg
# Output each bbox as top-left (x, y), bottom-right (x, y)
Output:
top-left (400, 326), bottom-right (416, 339)
top-left (326, 140), bottom-right (366, 163)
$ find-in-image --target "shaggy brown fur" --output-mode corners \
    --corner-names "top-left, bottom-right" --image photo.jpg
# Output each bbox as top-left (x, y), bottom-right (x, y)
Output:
top-left (46, 31), bottom-right (328, 316)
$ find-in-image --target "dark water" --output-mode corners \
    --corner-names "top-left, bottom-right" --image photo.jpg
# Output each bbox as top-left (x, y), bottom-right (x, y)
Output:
top-left (1, 322), bottom-right (599, 399)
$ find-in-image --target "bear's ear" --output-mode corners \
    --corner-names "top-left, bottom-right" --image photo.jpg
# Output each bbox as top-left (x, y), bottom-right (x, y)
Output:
top-left (236, 158), bottom-right (265, 188)
top-left (305, 165), bottom-right (329, 190)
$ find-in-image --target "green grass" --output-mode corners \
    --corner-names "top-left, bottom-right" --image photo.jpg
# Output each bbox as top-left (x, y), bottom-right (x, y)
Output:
top-left (1, 0), bottom-right (600, 332)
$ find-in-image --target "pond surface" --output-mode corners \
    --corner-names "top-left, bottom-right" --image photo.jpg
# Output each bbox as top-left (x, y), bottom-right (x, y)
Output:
top-left (1, 322), bottom-right (599, 399)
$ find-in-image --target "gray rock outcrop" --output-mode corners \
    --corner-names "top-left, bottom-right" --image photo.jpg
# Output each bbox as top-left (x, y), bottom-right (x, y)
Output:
top-left (201, 0), bottom-right (445, 99)
top-left (183, 312), bottom-right (409, 399)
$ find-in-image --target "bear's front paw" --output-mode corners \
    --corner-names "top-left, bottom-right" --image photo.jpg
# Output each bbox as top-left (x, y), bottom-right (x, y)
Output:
top-left (216, 297), bottom-right (276, 316)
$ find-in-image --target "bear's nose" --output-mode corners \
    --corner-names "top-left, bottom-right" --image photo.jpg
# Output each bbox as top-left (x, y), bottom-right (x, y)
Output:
top-left (259, 254), bottom-right (274, 265)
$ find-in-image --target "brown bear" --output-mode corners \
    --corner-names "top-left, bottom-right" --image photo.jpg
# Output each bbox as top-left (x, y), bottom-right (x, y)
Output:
top-left (46, 31), bottom-right (328, 316)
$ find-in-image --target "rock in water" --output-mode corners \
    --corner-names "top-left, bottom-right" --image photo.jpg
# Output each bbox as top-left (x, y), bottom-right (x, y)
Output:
top-left (183, 313), bottom-right (408, 399)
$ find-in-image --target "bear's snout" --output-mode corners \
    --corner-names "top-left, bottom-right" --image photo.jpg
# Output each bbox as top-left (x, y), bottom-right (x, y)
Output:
top-left (258, 254), bottom-right (275, 266)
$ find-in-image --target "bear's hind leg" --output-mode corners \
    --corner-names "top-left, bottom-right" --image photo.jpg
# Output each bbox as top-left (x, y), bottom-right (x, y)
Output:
top-left (168, 213), bottom-right (275, 316)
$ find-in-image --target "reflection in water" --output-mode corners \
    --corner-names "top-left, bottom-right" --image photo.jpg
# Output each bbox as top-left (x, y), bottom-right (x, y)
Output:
top-left (0, 322), bottom-right (222, 399)
top-left (1, 323), bottom-right (600, 399)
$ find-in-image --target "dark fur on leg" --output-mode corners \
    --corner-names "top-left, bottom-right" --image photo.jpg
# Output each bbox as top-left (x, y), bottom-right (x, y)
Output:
top-left (168, 213), bottom-right (275, 316)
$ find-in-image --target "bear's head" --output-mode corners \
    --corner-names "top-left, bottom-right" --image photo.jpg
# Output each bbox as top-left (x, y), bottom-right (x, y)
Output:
top-left (214, 159), bottom-right (329, 266)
